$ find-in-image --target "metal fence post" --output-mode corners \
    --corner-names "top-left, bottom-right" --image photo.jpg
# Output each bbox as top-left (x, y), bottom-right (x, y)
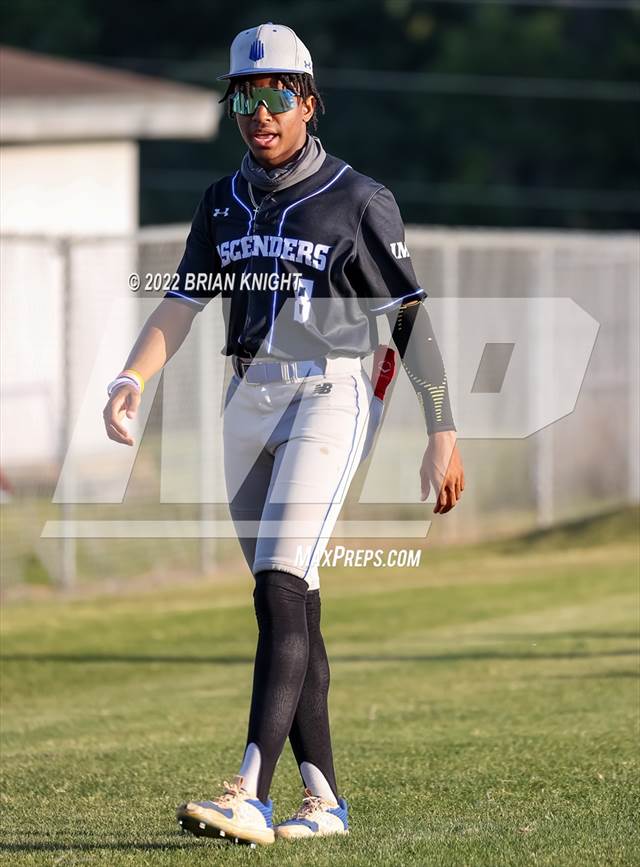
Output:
top-left (58, 236), bottom-right (76, 589)
top-left (442, 238), bottom-right (461, 541)
top-left (629, 252), bottom-right (640, 503)
top-left (198, 309), bottom-right (217, 575)
top-left (534, 246), bottom-right (555, 528)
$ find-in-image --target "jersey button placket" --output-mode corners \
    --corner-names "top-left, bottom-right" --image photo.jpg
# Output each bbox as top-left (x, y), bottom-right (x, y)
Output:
top-left (243, 188), bottom-right (269, 336)
top-left (245, 188), bottom-right (275, 353)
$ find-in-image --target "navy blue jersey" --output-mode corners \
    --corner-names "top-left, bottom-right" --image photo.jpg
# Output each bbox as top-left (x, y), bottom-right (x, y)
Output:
top-left (166, 152), bottom-right (425, 360)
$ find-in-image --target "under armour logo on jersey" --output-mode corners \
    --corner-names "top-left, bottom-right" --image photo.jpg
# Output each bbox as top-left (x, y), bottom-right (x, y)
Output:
top-left (313, 382), bottom-right (333, 395)
top-left (390, 241), bottom-right (410, 259)
top-left (249, 39), bottom-right (265, 61)
top-left (213, 208), bottom-right (230, 218)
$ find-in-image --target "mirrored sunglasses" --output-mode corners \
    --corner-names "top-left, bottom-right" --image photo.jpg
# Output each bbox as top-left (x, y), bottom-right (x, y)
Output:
top-left (230, 86), bottom-right (299, 116)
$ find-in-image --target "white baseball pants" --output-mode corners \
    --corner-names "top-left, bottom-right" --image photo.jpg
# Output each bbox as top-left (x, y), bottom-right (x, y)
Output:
top-left (222, 356), bottom-right (383, 590)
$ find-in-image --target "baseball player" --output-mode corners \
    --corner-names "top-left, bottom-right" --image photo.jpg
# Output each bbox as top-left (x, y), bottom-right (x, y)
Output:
top-left (103, 22), bottom-right (464, 848)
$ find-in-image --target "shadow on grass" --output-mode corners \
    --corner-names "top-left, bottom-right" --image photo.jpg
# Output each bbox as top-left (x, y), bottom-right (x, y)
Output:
top-left (489, 632), bottom-right (639, 641)
top-left (495, 504), bottom-right (640, 554)
top-left (545, 670), bottom-right (639, 679)
top-left (0, 839), bottom-right (206, 854)
top-left (1, 648), bottom-right (638, 665)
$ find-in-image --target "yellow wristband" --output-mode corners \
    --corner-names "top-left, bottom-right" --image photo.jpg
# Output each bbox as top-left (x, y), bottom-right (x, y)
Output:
top-left (121, 368), bottom-right (145, 393)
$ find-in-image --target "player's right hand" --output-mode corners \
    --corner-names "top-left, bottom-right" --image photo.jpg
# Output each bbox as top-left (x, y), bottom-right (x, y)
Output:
top-left (103, 385), bottom-right (140, 446)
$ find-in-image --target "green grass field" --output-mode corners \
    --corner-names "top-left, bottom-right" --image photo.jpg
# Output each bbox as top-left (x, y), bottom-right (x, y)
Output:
top-left (2, 509), bottom-right (639, 866)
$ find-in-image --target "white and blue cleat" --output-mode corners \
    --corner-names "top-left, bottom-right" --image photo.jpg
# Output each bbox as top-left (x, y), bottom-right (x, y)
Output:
top-left (176, 775), bottom-right (274, 847)
top-left (274, 788), bottom-right (349, 840)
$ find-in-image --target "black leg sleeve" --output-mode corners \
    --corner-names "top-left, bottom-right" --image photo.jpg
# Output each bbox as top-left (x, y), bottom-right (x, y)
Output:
top-left (247, 569), bottom-right (309, 803)
top-left (288, 590), bottom-right (339, 800)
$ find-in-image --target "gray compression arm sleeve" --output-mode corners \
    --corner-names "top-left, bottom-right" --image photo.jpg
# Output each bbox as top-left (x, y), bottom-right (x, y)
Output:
top-left (387, 300), bottom-right (456, 435)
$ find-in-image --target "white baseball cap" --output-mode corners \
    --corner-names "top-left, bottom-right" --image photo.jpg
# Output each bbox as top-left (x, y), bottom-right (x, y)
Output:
top-left (218, 22), bottom-right (313, 81)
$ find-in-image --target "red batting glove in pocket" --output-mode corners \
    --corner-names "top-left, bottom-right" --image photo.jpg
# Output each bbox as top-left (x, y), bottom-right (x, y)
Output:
top-left (372, 344), bottom-right (397, 400)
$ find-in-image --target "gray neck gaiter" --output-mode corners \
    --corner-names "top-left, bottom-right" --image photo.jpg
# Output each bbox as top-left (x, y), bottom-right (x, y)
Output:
top-left (240, 134), bottom-right (326, 192)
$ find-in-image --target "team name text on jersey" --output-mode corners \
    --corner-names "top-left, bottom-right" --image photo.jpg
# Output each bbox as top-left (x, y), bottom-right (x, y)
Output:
top-left (217, 235), bottom-right (331, 271)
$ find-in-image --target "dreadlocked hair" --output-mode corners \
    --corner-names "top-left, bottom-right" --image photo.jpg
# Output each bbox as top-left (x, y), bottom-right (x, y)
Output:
top-left (219, 73), bottom-right (325, 130)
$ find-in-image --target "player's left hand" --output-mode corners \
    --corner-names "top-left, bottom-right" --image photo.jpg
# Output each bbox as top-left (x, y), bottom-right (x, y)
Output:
top-left (420, 431), bottom-right (465, 514)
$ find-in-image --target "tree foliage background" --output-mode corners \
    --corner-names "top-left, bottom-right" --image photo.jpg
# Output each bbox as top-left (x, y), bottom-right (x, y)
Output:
top-left (3, 0), bottom-right (639, 229)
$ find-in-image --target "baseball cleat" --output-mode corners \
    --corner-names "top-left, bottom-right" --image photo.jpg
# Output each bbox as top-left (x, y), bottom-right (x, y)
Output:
top-left (176, 774), bottom-right (274, 846)
top-left (274, 788), bottom-right (349, 840)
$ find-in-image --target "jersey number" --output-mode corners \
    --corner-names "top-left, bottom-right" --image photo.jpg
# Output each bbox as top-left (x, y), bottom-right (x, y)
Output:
top-left (294, 278), bottom-right (314, 324)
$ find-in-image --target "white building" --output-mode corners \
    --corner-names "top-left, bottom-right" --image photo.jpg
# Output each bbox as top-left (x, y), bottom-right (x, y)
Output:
top-left (0, 46), bottom-right (220, 467)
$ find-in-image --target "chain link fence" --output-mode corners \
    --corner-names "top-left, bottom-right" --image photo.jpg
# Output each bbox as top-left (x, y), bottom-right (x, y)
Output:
top-left (1, 225), bottom-right (638, 590)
